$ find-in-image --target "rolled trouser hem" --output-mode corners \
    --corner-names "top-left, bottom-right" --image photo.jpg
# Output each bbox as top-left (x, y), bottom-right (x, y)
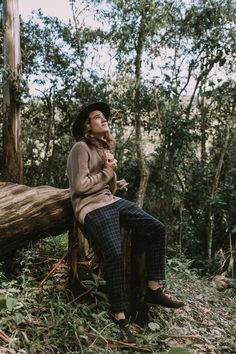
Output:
top-left (110, 304), bottom-right (128, 313)
top-left (146, 273), bottom-right (165, 281)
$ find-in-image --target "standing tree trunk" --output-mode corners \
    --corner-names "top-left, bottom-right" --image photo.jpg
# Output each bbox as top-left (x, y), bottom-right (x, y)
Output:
top-left (207, 117), bottom-right (232, 263)
top-left (198, 87), bottom-right (208, 164)
top-left (128, 11), bottom-right (150, 325)
top-left (207, 92), bottom-right (235, 263)
top-left (134, 12), bottom-right (150, 208)
top-left (2, 0), bottom-right (23, 183)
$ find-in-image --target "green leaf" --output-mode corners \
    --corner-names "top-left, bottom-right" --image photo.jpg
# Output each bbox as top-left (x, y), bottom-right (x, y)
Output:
top-left (148, 322), bottom-right (160, 331)
top-left (167, 348), bottom-right (193, 354)
top-left (6, 297), bottom-right (18, 311)
top-left (13, 312), bottom-right (24, 325)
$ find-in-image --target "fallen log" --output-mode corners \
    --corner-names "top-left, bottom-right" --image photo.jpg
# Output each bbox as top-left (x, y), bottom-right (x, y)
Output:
top-left (0, 182), bottom-right (73, 260)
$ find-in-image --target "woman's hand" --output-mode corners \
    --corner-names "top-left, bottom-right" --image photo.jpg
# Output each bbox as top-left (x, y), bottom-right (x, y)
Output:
top-left (117, 179), bottom-right (129, 191)
top-left (105, 152), bottom-right (117, 171)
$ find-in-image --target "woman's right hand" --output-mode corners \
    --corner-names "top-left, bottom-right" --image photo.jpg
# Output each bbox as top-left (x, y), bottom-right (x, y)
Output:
top-left (105, 152), bottom-right (117, 171)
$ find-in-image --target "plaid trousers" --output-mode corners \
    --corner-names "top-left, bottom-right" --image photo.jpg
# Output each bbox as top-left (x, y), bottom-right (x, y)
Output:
top-left (84, 198), bottom-right (166, 313)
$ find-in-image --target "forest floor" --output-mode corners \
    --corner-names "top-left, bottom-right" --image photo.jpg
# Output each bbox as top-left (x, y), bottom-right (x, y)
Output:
top-left (0, 234), bottom-right (235, 354)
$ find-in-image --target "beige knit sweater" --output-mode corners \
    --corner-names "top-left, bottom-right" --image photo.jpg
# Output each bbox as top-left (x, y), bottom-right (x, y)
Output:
top-left (67, 140), bottom-right (120, 224)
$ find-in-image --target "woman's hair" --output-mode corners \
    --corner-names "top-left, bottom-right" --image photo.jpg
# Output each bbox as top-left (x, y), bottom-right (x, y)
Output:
top-left (81, 115), bottom-right (115, 151)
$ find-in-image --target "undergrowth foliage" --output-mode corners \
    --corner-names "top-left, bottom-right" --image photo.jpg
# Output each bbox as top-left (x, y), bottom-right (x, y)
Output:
top-left (0, 235), bottom-right (235, 353)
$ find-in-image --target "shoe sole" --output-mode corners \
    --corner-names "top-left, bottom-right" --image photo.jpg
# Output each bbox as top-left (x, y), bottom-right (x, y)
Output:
top-left (145, 301), bottom-right (185, 308)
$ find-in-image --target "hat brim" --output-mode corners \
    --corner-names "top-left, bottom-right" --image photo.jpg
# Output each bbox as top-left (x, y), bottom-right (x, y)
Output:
top-left (72, 102), bottom-right (110, 138)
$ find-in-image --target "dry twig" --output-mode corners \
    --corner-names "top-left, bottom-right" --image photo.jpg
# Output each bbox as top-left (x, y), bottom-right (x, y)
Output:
top-left (0, 329), bottom-right (10, 343)
top-left (38, 251), bottom-right (68, 288)
top-left (85, 330), bottom-right (152, 352)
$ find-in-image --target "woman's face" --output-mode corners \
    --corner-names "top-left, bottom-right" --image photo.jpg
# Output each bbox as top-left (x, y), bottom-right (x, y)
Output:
top-left (87, 110), bottom-right (109, 137)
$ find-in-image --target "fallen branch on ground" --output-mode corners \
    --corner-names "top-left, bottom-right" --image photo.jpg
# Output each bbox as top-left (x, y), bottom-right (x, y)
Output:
top-left (0, 329), bottom-right (10, 343)
top-left (38, 251), bottom-right (68, 288)
top-left (85, 330), bottom-right (152, 352)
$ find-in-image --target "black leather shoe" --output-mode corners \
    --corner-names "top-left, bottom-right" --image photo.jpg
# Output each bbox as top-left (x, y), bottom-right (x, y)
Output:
top-left (113, 318), bottom-right (137, 344)
top-left (145, 287), bottom-right (185, 308)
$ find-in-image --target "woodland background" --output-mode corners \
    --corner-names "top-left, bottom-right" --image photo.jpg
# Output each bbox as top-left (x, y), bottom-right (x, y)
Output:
top-left (1, 0), bottom-right (235, 273)
top-left (0, 0), bottom-right (236, 353)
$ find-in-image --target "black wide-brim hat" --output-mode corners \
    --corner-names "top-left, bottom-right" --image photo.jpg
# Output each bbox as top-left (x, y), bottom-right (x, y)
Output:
top-left (72, 101), bottom-right (111, 139)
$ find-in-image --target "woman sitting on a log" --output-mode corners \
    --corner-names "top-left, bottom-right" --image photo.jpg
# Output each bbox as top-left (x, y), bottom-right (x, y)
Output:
top-left (67, 102), bottom-right (185, 343)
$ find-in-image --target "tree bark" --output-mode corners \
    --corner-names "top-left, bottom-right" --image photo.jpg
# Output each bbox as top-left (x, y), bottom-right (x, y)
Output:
top-left (124, 12), bottom-right (150, 324)
top-left (0, 183), bottom-right (73, 260)
top-left (134, 12), bottom-right (150, 208)
top-left (206, 91), bottom-right (235, 263)
top-left (207, 118), bottom-right (232, 263)
top-left (2, 0), bottom-right (23, 183)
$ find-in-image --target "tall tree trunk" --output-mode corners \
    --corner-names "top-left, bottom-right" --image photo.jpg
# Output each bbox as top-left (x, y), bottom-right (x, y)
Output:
top-left (207, 93), bottom-right (236, 262)
top-left (128, 11), bottom-right (150, 325)
top-left (2, 0), bottom-right (23, 183)
top-left (198, 87), bottom-right (208, 164)
top-left (134, 12), bottom-right (150, 208)
top-left (207, 118), bottom-right (232, 263)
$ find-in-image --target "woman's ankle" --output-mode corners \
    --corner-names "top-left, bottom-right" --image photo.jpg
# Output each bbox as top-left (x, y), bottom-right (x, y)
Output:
top-left (148, 280), bottom-right (161, 290)
top-left (114, 312), bottom-right (126, 321)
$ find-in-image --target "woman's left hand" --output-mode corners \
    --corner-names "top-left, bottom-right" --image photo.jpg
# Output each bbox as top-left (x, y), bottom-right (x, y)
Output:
top-left (117, 179), bottom-right (129, 191)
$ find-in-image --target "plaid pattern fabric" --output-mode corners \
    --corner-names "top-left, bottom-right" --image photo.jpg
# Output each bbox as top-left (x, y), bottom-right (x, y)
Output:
top-left (84, 199), bottom-right (166, 312)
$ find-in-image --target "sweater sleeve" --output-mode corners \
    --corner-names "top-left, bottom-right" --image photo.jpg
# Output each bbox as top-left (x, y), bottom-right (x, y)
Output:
top-left (67, 142), bottom-right (115, 195)
top-left (109, 174), bottom-right (117, 195)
